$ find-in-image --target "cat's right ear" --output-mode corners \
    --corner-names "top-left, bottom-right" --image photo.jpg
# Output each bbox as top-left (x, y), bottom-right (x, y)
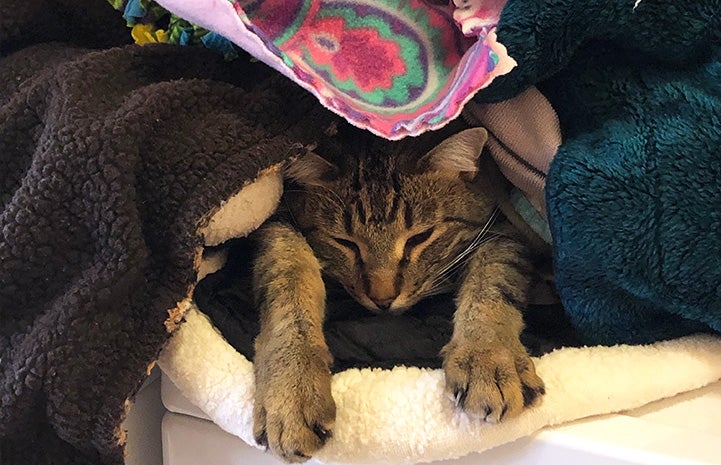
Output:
top-left (285, 152), bottom-right (339, 187)
top-left (417, 127), bottom-right (488, 179)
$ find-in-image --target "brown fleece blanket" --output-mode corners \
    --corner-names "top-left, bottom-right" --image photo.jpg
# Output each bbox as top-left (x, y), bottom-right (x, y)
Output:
top-left (0, 2), bottom-right (338, 463)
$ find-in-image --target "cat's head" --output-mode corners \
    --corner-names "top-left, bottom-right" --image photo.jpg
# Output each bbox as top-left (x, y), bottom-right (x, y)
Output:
top-left (286, 127), bottom-right (495, 314)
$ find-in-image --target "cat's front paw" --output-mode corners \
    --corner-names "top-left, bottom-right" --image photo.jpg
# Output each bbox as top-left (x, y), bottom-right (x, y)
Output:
top-left (253, 345), bottom-right (336, 463)
top-left (441, 337), bottom-right (544, 423)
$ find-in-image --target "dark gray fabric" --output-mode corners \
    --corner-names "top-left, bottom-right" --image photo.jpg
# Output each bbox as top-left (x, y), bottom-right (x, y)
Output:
top-left (196, 241), bottom-right (580, 373)
top-left (0, 4), bottom-right (336, 461)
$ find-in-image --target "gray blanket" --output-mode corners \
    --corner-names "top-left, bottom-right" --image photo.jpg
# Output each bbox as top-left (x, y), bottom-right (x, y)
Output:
top-left (0, 1), bottom-right (336, 462)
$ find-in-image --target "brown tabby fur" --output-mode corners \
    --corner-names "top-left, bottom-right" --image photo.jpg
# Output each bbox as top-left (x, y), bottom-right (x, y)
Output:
top-left (251, 122), bottom-right (546, 463)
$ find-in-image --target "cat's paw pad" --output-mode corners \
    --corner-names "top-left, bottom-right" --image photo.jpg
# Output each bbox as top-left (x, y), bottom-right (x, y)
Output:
top-left (441, 338), bottom-right (544, 423)
top-left (253, 351), bottom-right (336, 463)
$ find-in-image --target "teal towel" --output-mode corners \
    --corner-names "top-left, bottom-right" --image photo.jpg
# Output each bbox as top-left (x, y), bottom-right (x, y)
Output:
top-left (477, 0), bottom-right (721, 344)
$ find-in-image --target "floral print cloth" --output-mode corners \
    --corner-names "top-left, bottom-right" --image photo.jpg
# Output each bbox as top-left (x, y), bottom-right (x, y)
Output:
top-left (112, 0), bottom-right (514, 139)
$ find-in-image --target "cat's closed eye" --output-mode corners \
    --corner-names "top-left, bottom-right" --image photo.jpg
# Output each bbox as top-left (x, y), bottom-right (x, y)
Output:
top-left (403, 228), bottom-right (434, 258)
top-left (331, 237), bottom-right (362, 262)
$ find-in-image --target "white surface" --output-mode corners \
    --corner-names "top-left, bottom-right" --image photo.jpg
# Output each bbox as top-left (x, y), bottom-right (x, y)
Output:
top-left (162, 369), bottom-right (208, 420)
top-left (161, 372), bottom-right (721, 465)
top-left (125, 367), bottom-right (164, 465)
top-left (625, 380), bottom-right (721, 435)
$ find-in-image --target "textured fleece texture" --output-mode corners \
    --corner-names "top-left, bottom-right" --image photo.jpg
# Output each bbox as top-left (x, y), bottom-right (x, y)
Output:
top-left (0, 1), bottom-right (337, 462)
top-left (474, 0), bottom-right (721, 344)
top-left (477, 0), bottom-right (720, 103)
top-left (160, 306), bottom-right (721, 465)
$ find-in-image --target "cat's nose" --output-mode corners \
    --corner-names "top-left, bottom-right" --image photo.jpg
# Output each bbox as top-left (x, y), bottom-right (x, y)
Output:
top-left (371, 297), bottom-right (395, 311)
top-left (367, 270), bottom-right (399, 310)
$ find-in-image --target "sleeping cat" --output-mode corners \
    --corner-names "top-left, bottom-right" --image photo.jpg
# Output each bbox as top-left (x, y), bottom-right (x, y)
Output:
top-left (251, 122), bottom-right (546, 463)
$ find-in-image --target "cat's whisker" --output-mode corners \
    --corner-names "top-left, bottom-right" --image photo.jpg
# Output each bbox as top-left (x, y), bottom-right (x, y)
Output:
top-left (284, 189), bottom-right (346, 213)
top-left (426, 235), bottom-right (500, 292)
top-left (284, 189), bottom-right (344, 210)
top-left (431, 208), bottom-right (501, 280)
top-left (454, 208), bottom-right (500, 253)
top-left (419, 282), bottom-right (456, 298)
top-left (282, 197), bottom-right (301, 229)
top-left (306, 183), bottom-right (348, 211)
top-left (446, 236), bottom-right (497, 272)
top-left (427, 226), bottom-right (503, 291)
top-left (314, 184), bottom-right (348, 210)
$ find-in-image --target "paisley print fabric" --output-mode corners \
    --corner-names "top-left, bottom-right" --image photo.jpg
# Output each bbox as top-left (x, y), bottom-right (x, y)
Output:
top-left (120, 0), bottom-right (515, 138)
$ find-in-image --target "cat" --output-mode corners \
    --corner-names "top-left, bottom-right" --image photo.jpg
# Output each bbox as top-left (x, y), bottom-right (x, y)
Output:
top-left (251, 121), bottom-right (546, 463)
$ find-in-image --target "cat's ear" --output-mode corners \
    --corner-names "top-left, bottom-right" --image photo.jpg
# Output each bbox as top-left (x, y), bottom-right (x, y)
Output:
top-left (285, 151), bottom-right (339, 187)
top-left (418, 127), bottom-right (488, 178)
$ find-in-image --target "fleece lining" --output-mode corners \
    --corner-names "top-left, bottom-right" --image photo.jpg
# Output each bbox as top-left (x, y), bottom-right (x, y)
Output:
top-left (159, 305), bottom-right (721, 465)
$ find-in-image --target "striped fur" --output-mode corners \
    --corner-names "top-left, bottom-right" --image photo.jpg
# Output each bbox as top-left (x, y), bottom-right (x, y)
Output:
top-left (251, 126), bottom-right (545, 463)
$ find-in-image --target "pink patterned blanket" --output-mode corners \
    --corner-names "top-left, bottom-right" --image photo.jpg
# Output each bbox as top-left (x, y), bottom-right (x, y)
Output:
top-left (155, 0), bottom-right (514, 139)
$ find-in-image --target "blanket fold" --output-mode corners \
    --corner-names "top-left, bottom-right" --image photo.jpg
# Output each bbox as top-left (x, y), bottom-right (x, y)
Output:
top-left (465, 0), bottom-right (721, 343)
top-left (0, 3), bottom-right (337, 460)
top-left (541, 42), bottom-right (721, 344)
top-left (117, 0), bottom-right (518, 139)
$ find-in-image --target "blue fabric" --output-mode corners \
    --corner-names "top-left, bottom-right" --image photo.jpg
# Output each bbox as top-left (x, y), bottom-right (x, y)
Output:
top-left (178, 28), bottom-right (193, 46)
top-left (477, 0), bottom-right (721, 345)
top-left (122, 0), bottom-right (145, 24)
top-left (201, 32), bottom-right (240, 60)
top-left (510, 189), bottom-right (552, 244)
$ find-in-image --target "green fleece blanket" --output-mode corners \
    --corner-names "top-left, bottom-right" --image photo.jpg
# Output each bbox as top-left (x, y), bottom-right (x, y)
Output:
top-left (477, 0), bottom-right (721, 344)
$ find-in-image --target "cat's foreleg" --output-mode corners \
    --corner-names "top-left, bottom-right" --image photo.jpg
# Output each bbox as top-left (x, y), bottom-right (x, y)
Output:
top-left (442, 232), bottom-right (545, 422)
top-left (252, 222), bottom-right (335, 463)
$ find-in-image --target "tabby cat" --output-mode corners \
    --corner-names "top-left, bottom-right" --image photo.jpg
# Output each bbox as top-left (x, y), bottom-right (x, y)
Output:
top-left (251, 122), bottom-right (546, 463)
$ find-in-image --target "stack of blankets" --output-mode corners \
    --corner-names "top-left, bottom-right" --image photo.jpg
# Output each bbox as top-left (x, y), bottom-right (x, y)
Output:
top-left (1, 0), bottom-right (719, 464)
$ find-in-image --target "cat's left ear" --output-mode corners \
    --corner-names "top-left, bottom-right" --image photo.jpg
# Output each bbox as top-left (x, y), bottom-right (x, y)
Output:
top-left (285, 151), bottom-right (339, 187)
top-left (418, 127), bottom-right (488, 179)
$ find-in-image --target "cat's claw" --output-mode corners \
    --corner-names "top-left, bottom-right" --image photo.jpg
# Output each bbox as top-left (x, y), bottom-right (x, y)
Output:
top-left (293, 450), bottom-right (311, 460)
top-left (442, 337), bottom-right (544, 422)
top-left (453, 387), bottom-right (468, 408)
top-left (484, 404), bottom-right (495, 422)
top-left (522, 383), bottom-right (545, 407)
top-left (253, 344), bottom-right (336, 463)
top-left (312, 423), bottom-right (333, 442)
top-left (255, 429), bottom-right (269, 449)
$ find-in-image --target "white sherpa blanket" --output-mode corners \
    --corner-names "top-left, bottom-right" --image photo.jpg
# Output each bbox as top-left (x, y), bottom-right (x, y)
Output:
top-left (158, 170), bottom-right (721, 465)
